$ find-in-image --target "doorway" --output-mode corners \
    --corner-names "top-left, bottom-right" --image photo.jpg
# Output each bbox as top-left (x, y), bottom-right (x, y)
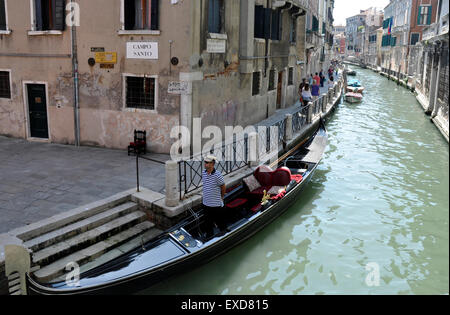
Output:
top-left (26, 84), bottom-right (49, 139)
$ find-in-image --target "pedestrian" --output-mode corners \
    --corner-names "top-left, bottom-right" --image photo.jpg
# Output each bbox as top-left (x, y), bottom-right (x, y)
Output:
top-left (309, 74), bottom-right (314, 86)
top-left (202, 155), bottom-right (227, 237)
top-left (319, 70), bottom-right (324, 87)
top-left (301, 84), bottom-right (312, 106)
top-left (298, 78), bottom-right (306, 103)
top-left (311, 80), bottom-right (320, 100)
top-left (313, 73), bottom-right (321, 88)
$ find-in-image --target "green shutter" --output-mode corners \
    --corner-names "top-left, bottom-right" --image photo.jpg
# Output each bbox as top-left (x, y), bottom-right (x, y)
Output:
top-left (418, 6), bottom-right (422, 25)
top-left (427, 5), bottom-right (432, 25)
top-left (53, 0), bottom-right (66, 31)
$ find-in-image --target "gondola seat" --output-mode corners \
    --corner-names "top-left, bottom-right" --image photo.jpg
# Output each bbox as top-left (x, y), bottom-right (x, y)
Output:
top-left (226, 198), bottom-right (248, 209)
top-left (245, 166), bottom-right (293, 199)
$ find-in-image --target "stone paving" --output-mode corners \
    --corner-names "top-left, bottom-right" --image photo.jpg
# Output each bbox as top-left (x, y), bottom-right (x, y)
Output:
top-left (0, 137), bottom-right (167, 234)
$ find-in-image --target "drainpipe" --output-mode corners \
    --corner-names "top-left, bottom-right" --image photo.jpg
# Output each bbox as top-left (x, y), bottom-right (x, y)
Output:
top-left (71, 0), bottom-right (80, 147)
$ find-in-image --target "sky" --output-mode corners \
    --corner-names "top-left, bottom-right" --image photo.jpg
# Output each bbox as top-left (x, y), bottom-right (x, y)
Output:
top-left (333, 0), bottom-right (390, 26)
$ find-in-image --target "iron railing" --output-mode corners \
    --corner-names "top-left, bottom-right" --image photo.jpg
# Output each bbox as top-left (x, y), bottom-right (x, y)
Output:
top-left (178, 135), bottom-right (249, 199)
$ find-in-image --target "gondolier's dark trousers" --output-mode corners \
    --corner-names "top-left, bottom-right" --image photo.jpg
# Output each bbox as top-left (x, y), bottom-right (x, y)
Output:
top-left (203, 205), bottom-right (227, 233)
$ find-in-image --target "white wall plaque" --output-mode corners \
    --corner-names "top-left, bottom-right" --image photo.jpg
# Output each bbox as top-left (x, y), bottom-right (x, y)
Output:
top-left (168, 81), bottom-right (191, 95)
top-left (127, 42), bottom-right (159, 59)
top-left (207, 39), bottom-right (226, 53)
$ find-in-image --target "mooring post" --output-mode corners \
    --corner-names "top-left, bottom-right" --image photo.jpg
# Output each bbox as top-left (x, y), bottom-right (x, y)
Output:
top-left (165, 160), bottom-right (179, 207)
top-left (248, 132), bottom-right (260, 167)
top-left (307, 102), bottom-right (314, 124)
top-left (285, 114), bottom-right (293, 141)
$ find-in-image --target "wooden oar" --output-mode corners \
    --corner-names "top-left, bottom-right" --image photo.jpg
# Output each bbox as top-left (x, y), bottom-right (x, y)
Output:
top-left (269, 137), bottom-right (308, 169)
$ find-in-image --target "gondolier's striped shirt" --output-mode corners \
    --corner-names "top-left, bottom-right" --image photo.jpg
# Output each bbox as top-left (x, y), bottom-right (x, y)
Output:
top-left (202, 169), bottom-right (225, 207)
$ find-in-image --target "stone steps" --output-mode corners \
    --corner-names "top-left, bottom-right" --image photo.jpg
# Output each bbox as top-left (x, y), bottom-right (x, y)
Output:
top-left (2, 188), bottom-right (166, 287)
top-left (32, 210), bottom-right (148, 267)
top-left (24, 202), bottom-right (139, 252)
top-left (33, 221), bottom-right (158, 283)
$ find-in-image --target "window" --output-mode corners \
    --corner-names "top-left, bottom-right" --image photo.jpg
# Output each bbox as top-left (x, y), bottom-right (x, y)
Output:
top-left (418, 5), bottom-right (432, 26)
top-left (254, 6), bottom-right (281, 40)
top-left (0, 0), bottom-right (6, 31)
top-left (33, 0), bottom-right (66, 31)
top-left (125, 76), bottom-right (156, 110)
top-left (0, 71), bottom-right (11, 99)
top-left (124, 0), bottom-right (159, 30)
top-left (289, 16), bottom-right (297, 43)
top-left (410, 33), bottom-right (420, 45)
top-left (312, 16), bottom-right (319, 32)
top-left (254, 5), bottom-right (269, 39)
top-left (252, 72), bottom-right (261, 96)
top-left (288, 68), bottom-right (294, 86)
top-left (390, 36), bottom-right (397, 47)
top-left (268, 69), bottom-right (275, 91)
top-left (271, 9), bottom-right (281, 40)
top-left (208, 0), bottom-right (224, 34)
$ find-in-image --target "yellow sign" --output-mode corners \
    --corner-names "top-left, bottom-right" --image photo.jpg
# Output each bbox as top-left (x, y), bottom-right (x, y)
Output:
top-left (95, 52), bottom-right (117, 64)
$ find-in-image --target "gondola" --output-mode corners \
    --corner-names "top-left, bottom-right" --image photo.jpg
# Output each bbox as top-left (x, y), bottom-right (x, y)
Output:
top-left (26, 120), bottom-right (328, 295)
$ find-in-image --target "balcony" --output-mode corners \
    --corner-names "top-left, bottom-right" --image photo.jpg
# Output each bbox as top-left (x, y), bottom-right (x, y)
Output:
top-left (306, 30), bottom-right (323, 49)
top-left (423, 23), bottom-right (438, 41)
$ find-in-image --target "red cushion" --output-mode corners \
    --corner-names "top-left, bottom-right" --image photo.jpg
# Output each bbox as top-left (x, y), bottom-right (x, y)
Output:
top-left (130, 142), bottom-right (136, 146)
top-left (226, 198), bottom-right (248, 209)
top-left (291, 174), bottom-right (303, 183)
top-left (272, 167), bottom-right (292, 186)
top-left (271, 190), bottom-right (286, 201)
top-left (254, 166), bottom-right (273, 186)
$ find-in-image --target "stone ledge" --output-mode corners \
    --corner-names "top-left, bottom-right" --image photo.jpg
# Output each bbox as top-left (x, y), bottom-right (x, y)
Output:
top-left (7, 189), bottom-right (136, 242)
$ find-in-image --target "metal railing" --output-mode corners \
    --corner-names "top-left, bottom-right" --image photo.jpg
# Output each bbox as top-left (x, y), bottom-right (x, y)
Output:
top-left (175, 76), bottom-right (344, 200)
top-left (178, 135), bottom-right (250, 199)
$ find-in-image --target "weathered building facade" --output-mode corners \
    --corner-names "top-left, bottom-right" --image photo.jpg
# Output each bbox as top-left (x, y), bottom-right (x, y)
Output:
top-left (413, 0), bottom-right (448, 140)
top-left (0, 0), bottom-right (335, 154)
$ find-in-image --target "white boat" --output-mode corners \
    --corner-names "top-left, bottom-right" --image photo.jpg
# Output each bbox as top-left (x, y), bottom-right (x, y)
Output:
top-left (344, 92), bottom-right (363, 103)
top-left (346, 86), bottom-right (365, 94)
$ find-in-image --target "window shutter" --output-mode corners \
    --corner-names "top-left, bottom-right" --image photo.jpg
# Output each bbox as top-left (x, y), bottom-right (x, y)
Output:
top-left (271, 10), bottom-right (279, 40)
top-left (124, 0), bottom-right (135, 30)
top-left (417, 6), bottom-right (422, 25)
top-left (0, 0), bottom-right (6, 30)
top-left (208, 0), bottom-right (220, 33)
top-left (264, 8), bottom-right (271, 40)
top-left (150, 0), bottom-right (159, 30)
top-left (35, 0), bottom-right (44, 31)
top-left (427, 5), bottom-right (432, 25)
top-left (53, 0), bottom-right (65, 31)
top-left (254, 5), bottom-right (264, 39)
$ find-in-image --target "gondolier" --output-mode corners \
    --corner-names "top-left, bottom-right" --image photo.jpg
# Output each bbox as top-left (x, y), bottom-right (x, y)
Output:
top-left (202, 155), bottom-right (227, 236)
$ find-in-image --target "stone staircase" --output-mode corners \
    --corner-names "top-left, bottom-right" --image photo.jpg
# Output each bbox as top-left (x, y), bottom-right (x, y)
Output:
top-left (12, 191), bottom-right (163, 284)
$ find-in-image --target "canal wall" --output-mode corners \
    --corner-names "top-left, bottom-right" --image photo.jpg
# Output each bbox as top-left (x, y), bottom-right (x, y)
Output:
top-left (346, 62), bottom-right (449, 143)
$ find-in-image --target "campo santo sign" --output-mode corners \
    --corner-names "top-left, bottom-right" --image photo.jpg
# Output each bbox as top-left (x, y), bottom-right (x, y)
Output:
top-left (126, 42), bottom-right (159, 60)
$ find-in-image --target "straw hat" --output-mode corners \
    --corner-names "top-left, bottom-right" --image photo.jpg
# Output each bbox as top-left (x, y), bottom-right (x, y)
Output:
top-left (204, 155), bottom-right (217, 163)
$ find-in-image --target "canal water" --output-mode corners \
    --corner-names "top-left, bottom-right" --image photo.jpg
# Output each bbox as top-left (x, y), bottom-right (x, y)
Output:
top-left (139, 68), bottom-right (449, 295)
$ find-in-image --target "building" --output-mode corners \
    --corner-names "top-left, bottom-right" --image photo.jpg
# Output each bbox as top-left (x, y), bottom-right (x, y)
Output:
top-left (345, 13), bottom-right (366, 56)
top-left (413, 0), bottom-right (448, 140)
top-left (0, 0), bottom-right (335, 154)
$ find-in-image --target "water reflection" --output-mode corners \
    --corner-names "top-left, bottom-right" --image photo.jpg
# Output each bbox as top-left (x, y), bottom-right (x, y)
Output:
top-left (139, 68), bottom-right (448, 295)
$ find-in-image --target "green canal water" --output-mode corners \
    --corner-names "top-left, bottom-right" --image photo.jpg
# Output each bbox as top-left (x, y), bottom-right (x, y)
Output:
top-left (140, 68), bottom-right (449, 295)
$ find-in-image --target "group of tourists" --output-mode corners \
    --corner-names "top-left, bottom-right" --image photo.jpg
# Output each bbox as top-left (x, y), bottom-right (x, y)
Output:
top-left (298, 66), bottom-right (338, 107)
